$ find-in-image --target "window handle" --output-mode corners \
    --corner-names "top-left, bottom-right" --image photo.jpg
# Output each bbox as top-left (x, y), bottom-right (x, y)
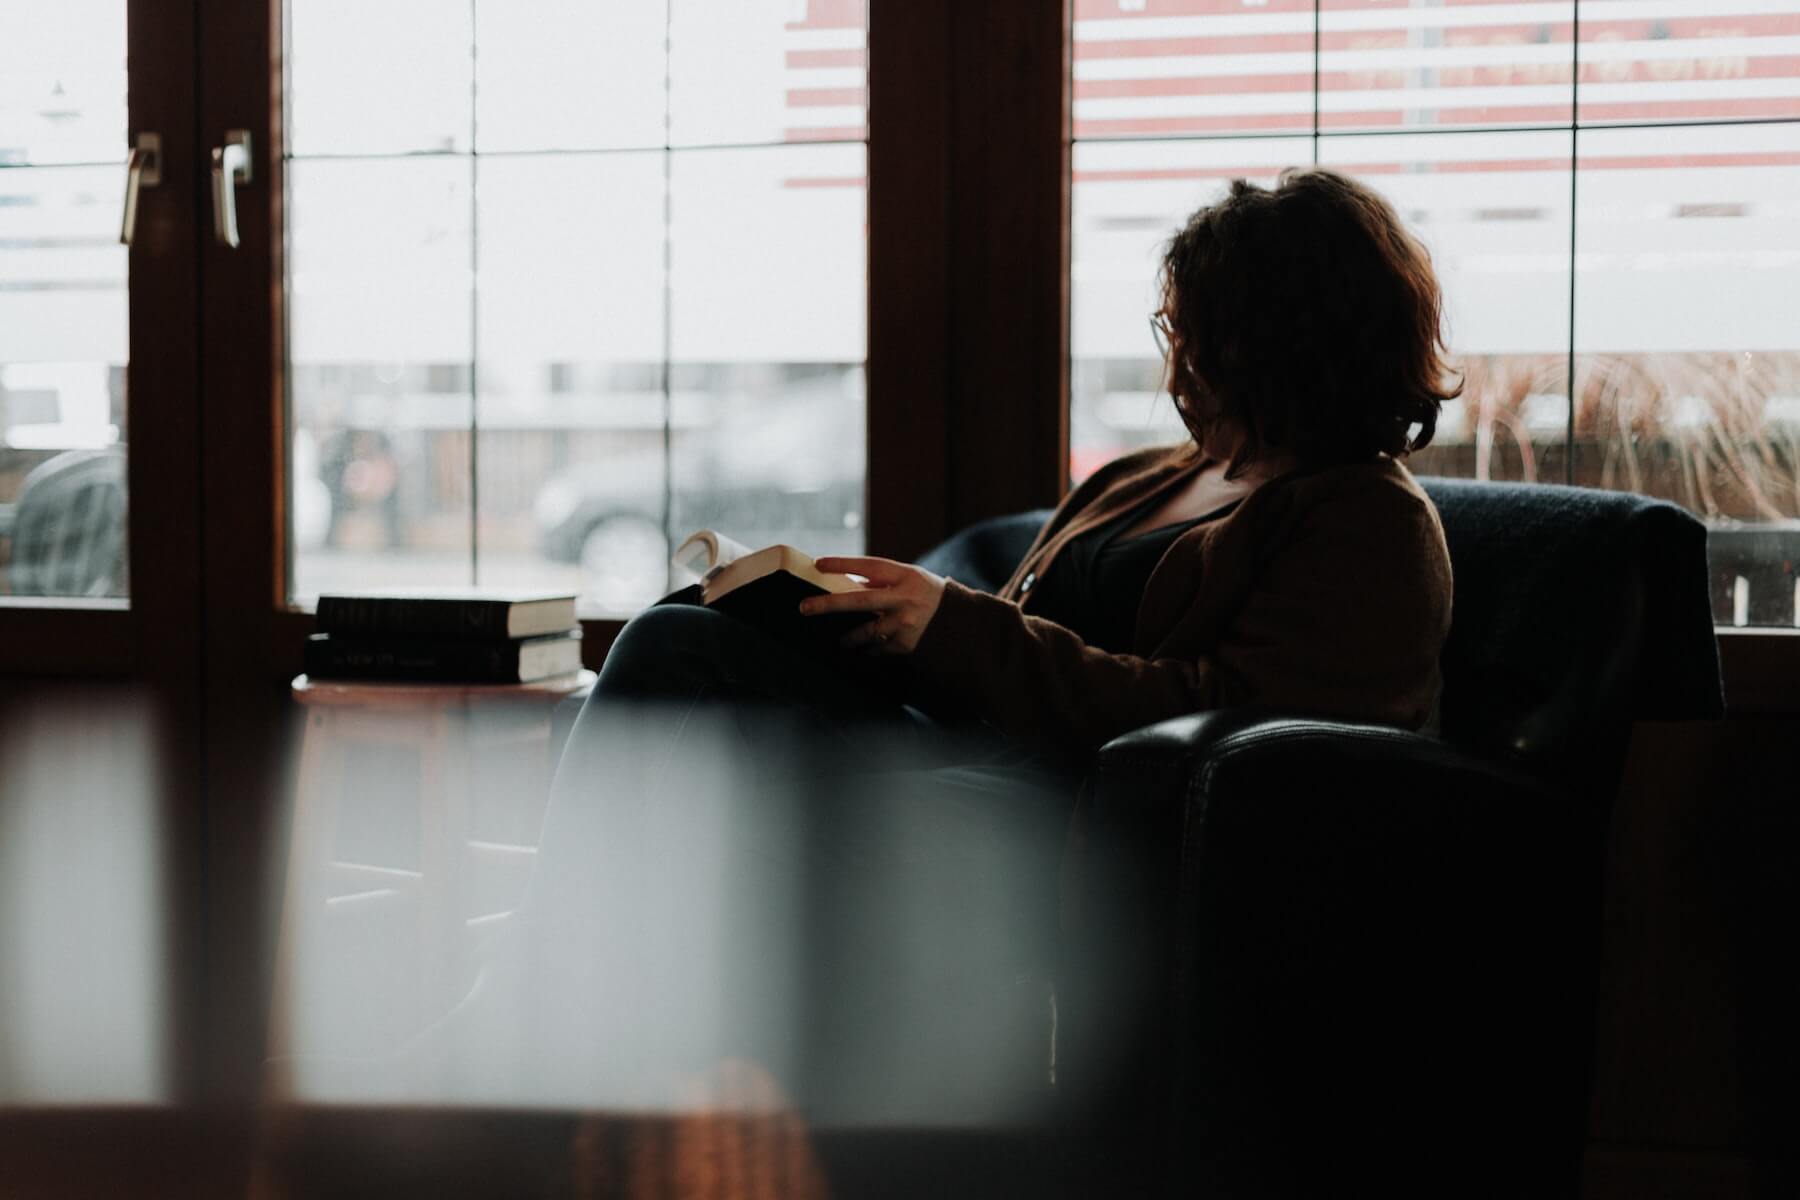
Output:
top-left (119, 132), bottom-right (161, 246)
top-left (211, 130), bottom-right (253, 249)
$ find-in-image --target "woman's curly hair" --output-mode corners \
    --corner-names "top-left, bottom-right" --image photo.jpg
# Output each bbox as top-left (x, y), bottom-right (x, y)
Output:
top-left (1159, 167), bottom-right (1462, 477)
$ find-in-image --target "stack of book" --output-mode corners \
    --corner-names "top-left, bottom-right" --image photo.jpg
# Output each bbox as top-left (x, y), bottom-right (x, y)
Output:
top-left (306, 588), bottom-right (583, 684)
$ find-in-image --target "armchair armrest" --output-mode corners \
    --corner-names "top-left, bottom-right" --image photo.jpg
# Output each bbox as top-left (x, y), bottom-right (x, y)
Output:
top-left (1064, 711), bottom-right (1602, 1194)
top-left (1096, 707), bottom-right (1538, 782)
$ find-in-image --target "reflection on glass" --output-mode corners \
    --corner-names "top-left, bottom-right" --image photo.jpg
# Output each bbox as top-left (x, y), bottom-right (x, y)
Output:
top-left (1577, 0), bottom-right (1800, 126)
top-left (475, 0), bottom-right (668, 152)
top-left (1320, 0), bottom-right (1575, 131)
top-left (0, 168), bottom-right (128, 598)
top-left (288, 0), bottom-right (473, 156)
top-left (1071, 138), bottom-right (1299, 481)
top-left (1319, 129), bottom-right (1574, 483)
top-left (1073, 0), bottom-right (1317, 139)
top-left (1573, 122), bottom-right (1800, 625)
top-left (671, 0), bottom-right (867, 146)
top-left (288, 158), bottom-right (473, 604)
top-left (668, 145), bottom-right (866, 568)
top-left (474, 153), bottom-right (670, 615)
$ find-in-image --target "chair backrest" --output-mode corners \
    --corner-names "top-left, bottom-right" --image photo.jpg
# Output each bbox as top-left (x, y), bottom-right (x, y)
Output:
top-left (916, 509), bottom-right (1052, 595)
top-left (921, 480), bottom-right (1724, 788)
top-left (1419, 478), bottom-right (1722, 788)
top-left (8, 448), bottom-right (128, 597)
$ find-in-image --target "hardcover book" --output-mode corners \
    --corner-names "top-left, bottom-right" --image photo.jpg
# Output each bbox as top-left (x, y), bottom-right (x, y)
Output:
top-left (304, 629), bottom-right (583, 684)
top-left (671, 530), bottom-right (872, 647)
top-left (315, 588), bottom-right (578, 640)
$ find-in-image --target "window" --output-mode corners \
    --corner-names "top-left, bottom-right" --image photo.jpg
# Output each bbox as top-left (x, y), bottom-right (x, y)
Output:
top-left (285, 0), bottom-right (869, 617)
top-left (1071, 0), bottom-right (1800, 627)
top-left (0, 0), bottom-right (129, 601)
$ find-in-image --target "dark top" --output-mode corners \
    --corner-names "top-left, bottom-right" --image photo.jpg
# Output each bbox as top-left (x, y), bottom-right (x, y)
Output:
top-left (1026, 491), bottom-right (1242, 654)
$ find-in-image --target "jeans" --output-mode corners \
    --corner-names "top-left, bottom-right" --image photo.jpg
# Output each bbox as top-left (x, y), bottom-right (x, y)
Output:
top-left (522, 599), bottom-right (1076, 1123)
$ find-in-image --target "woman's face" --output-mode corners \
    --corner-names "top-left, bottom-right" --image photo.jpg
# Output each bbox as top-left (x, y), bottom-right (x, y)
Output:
top-left (1158, 309), bottom-right (1244, 461)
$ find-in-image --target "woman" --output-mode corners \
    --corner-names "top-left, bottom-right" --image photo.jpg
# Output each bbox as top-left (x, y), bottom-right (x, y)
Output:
top-left (587, 167), bottom-right (1453, 761)
top-left (522, 166), bottom-right (1457, 1123)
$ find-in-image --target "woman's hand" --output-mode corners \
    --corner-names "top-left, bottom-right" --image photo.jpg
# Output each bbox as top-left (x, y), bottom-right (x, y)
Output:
top-left (800, 556), bottom-right (947, 654)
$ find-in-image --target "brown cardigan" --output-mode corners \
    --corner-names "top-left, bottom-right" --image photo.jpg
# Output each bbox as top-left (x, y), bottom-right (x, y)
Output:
top-left (905, 444), bottom-right (1453, 759)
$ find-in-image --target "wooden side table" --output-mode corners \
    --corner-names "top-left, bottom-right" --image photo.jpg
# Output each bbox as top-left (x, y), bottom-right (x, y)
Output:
top-left (269, 670), bottom-right (595, 1093)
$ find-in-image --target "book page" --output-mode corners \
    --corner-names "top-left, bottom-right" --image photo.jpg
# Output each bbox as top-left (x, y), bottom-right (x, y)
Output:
top-left (701, 545), bottom-right (861, 605)
top-left (672, 529), bottom-right (757, 583)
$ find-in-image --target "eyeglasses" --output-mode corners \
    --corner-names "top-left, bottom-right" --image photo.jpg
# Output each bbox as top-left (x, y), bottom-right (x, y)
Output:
top-left (1149, 313), bottom-right (1172, 358)
top-left (1150, 315), bottom-right (1200, 427)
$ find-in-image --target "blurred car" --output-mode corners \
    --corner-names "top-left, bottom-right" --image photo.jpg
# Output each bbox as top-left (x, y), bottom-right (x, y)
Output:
top-left (534, 373), bottom-right (866, 613)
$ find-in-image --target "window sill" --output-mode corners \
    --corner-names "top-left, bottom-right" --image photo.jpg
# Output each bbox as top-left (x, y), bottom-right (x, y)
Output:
top-left (0, 602), bottom-right (134, 675)
top-left (1715, 626), bottom-right (1800, 715)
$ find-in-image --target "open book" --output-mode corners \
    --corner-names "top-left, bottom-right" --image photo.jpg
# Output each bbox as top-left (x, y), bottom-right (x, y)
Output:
top-left (672, 530), bottom-right (871, 646)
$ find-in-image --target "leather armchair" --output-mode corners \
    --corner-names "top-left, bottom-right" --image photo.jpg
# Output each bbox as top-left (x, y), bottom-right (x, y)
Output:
top-left (918, 478), bottom-right (1724, 1197)
top-left (541, 477), bottom-right (1722, 1191)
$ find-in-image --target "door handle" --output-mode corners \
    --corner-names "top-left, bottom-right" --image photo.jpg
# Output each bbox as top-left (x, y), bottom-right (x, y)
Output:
top-left (211, 130), bottom-right (253, 249)
top-left (119, 132), bottom-right (162, 246)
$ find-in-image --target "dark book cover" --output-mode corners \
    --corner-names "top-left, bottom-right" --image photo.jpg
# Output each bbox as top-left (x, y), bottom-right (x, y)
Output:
top-left (315, 590), bottom-right (577, 639)
top-left (304, 629), bottom-right (583, 683)
top-left (660, 573), bottom-right (873, 650)
top-left (654, 579), bottom-right (908, 699)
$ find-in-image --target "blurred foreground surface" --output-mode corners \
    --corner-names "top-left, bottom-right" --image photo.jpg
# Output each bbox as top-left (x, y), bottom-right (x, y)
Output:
top-left (0, 684), bottom-right (1092, 1198)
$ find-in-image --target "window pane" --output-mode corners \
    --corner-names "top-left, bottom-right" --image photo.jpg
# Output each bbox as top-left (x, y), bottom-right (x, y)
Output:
top-left (1577, 0), bottom-right (1800, 127)
top-left (288, 158), bottom-right (473, 604)
top-left (1318, 129), bottom-right (1575, 484)
top-left (668, 145), bottom-right (866, 564)
top-left (474, 0), bottom-right (668, 152)
top-left (1071, 138), bottom-right (1298, 482)
top-left (0, 3), bottom-right (128, 598)
top-left (1072, 4), bottom-right (1800, 631)
top-left (1572, 122), bottom-right (1800, 626)
top-left (0, 176), bottom-right (128, 600)
top-left (1073, 131), bottom-right (1576, 486)
top-left (670, 0), bottom-right (867, 146)
top-left (0, 0), bottom-right (127, 166)
top-left (1319, 0), bottom-right (1576, 131)
top-left (284, 9), bottom-right (869, 617)
top-left (288, 0), bottom-right (473, 156)
top-left (1074, 0), bottom-right (1317, 139)
top-left (473, 153), bottom-right (670, 615)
